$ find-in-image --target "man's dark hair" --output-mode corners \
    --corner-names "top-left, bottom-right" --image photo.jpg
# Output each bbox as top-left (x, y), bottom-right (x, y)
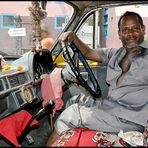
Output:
top-left (118, 11), bottom-right (144, 29)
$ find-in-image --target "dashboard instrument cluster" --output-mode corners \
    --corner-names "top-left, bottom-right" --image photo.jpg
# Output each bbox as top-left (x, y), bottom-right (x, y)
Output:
top-left (0, 69), bottom-right (39, 119)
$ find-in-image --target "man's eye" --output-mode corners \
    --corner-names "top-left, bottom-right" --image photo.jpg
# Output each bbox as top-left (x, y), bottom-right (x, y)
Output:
top-left (122, 27), bottom-right (140, 33)
top-left (133, 27), bottom-right (140, 31)
top-left (122, 28), bottom-right (129, 33)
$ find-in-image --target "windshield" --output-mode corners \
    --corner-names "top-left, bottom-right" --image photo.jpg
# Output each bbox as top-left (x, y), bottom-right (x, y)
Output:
top-left (0, 1), bottom-right (74, 63)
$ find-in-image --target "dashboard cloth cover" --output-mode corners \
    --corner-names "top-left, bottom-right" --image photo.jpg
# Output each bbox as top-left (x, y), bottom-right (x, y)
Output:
top-left (41, 67), bottom-right (63, 115)
top-left (0, 110), bottom-right (38, 146)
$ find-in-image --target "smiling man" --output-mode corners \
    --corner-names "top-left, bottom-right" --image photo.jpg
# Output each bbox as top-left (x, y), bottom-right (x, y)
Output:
top-left (46, 11), bottom-right (148, 146)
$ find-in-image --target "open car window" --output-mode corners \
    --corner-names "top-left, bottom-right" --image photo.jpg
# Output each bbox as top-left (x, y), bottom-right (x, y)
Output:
top-left (77, 4), bottom-right (148, 50)
top-left (73, 4), bottom-right (148, 66)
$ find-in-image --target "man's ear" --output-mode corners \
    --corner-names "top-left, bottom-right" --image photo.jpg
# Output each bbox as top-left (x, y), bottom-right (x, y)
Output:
top-left (118, 30), bottom-right (121, 40)
top-left (142, 25), bottom-right (145, 35)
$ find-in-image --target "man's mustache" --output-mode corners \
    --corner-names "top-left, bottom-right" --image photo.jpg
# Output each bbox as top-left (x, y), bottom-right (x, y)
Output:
top-left (126, 35), bottom-right (137, 41)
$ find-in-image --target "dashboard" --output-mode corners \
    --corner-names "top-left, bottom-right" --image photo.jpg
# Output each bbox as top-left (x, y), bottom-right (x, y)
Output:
top-left (0, 70), bottom-right (30, 93)
top-left (0, 69), bottom-right (40, 119)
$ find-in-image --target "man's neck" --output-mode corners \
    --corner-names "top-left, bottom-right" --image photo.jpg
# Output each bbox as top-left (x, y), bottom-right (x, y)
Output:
top-left (123, 44), bottom-right (140, 55)
top-left (127, 47), bottom-right (140, 53)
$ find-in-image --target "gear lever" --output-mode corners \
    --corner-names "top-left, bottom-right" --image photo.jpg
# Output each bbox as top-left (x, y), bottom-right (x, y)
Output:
top-left (18, 100), bottom-right (55, 145)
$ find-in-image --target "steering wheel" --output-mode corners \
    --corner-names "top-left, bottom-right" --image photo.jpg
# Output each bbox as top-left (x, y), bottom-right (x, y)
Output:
top-left (61, 41), bottom-right (101, 99)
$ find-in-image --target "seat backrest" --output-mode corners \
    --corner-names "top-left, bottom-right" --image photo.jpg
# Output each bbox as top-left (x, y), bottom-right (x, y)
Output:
top-left (96, 66), bottom-right (109, 99)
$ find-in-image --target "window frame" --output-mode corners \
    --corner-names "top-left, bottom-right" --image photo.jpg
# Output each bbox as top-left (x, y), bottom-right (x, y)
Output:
top-left (54, 15), bottom-right (68, 29)
top-left (0, 13), bottom-right (16, 29)
top-left (102, 8), bottom-right (109, 37)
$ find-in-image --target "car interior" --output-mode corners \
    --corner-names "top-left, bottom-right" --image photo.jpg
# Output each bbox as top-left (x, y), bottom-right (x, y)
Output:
top-left (0, 0), bottom-right (148, 147)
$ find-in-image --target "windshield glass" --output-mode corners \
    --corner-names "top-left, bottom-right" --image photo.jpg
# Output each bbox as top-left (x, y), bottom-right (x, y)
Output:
top-left (0, 1), bottom-right (74, 63)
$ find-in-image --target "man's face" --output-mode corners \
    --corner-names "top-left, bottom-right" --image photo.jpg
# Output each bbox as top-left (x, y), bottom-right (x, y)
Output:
top-left (118, 15), bottom-right (145, 48)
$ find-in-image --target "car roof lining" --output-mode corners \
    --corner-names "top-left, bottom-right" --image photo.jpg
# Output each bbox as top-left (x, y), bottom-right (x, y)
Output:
top-left (68, 1), bottom-right (148, 10)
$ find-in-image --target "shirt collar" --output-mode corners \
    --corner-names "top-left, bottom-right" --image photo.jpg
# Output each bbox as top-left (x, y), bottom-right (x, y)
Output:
top-left (139, 40), bottom-right (148, 49)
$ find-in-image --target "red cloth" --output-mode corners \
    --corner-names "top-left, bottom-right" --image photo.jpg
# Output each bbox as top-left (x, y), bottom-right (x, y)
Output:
top-left (52, 128), bottom-right (98, 147)
top-left (41, 67), bottom-right (63, 116)
top-left (65, 128), bottom-right (98, 147)
top-left (51, 128), bottom-right (129, 147)
top-left (0, 110), bottom-right (38, 146)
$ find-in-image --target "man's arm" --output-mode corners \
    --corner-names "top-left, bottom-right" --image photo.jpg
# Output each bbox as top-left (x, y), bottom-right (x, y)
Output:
top-left (59, 31), bottom-right (102, 62)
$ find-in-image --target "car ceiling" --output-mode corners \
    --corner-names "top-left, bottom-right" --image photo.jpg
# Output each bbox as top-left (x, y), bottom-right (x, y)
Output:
top-left (68, 1), bottom-right (148, 10)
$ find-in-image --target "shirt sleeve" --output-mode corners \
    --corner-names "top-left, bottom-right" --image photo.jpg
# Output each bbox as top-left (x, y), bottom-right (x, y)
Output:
top-left (96, 48), bottom-right (116, 66)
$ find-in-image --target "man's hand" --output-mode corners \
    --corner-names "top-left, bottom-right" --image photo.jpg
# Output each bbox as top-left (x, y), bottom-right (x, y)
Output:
top-left (59, 31), bottom-right (77, 44)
